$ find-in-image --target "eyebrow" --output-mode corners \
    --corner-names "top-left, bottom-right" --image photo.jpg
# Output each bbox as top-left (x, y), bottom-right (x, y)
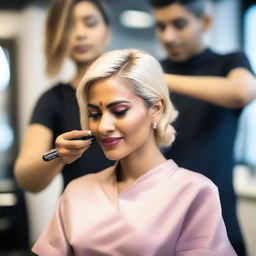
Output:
top-left (79, 14), bottom-right (98, 22)
top-left (88, 100), bottom-right (131, 109)
top-left (156, 17), bottom-right (187, 25)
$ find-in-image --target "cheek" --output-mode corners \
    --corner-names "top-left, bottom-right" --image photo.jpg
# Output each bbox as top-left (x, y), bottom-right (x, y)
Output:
top-left (94, 28), bottom-right (109, 46)
top-left (186, 24), bottom-right (200, 39)
top-left (121, 111), bottom-right (150, 136)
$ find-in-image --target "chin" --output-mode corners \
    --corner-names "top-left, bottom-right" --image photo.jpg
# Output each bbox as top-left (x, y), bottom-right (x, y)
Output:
top-left (103, 150), bottom-right (126, 161)
top-left (72, 54), bottom-right (95, 64)
top-left (168, 53), bottom-right (187, 62)
top-left (105, 156), bottom-right (122, 161)
top-left (74, 58), bottom-right (91, 65)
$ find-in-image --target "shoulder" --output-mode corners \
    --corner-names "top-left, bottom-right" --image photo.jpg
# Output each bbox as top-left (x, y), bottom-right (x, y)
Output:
top-left (213, 51), bottom-right (251, 70)
top-left (168, 167), bottom-right (223, 217)
top-left (173, 167), bottom-right (218, 196)
top-left (34, 82), bottom-right (74, 108)
top-left (222, 50), bottom-right (247, 58)
top-left (210, 49), bottom-right (253, 73)
top-left (39, 82), bottom-right (72, 98)
top-left (220, 51), bottom-right (250, 64)
top-left (205, 48), bottom-right (247, 62)
top-left (63, 165), bottom-right (116, 195)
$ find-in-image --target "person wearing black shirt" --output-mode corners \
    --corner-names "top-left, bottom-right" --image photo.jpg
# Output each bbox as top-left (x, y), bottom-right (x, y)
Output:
top-left (149, 0), bottom-right (256, 255)
top-left (29, 83), bottom-right (113, 188)
top-left (14, 0), bottom-right (113, 192)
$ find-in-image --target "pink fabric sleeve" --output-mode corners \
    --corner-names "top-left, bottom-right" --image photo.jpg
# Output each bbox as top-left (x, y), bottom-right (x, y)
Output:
top-left (175, 183), bottom-right (237, 256)
top-left (32, 195), bottom-right (73, 256)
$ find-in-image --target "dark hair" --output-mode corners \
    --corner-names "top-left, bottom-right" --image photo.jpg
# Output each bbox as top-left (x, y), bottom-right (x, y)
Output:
top-left (74, 0), bottom-right (110, 25)
top-left (149, 0), bottom-right (207, 18)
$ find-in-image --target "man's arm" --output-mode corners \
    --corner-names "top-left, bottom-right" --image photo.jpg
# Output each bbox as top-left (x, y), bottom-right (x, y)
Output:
top-left (165, 67), bottom-right (256, 108)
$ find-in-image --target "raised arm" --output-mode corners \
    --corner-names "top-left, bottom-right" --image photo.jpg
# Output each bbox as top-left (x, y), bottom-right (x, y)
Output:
top-left (14, 124), bottom-right (93, 193)
top-left (165, 67), bottom-right (256, 108)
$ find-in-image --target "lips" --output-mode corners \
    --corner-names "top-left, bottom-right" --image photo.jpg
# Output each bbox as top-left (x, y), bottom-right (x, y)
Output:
top-left (101, 137), bottom-right (122, 148)
top-left (165, 43), bottom-right (182, 52)
top-left (74, 45), bottom-right (91, 53)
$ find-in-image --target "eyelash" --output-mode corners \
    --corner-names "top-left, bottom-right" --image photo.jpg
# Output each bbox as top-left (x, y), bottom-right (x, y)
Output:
top-left (88, 113), bottom-right (101, 119)
top-left (156, 21), bottom-right (187, 31)
top-left (155, 23), bottom-right (164, 31)
top-left (114, 109), bottom-right (128, 117)
top-left (88, 109), bottom-right (129, 119)
top-left (174, 21), bottom-right (187, 30)
top-left (84, 21), bottom-right (98, 28)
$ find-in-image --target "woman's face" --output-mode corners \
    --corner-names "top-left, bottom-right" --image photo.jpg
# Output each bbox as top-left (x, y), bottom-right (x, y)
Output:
top-left (69, 1), bottom-right (110, 65)
top-left (87, 77), bottom-right (155, 161)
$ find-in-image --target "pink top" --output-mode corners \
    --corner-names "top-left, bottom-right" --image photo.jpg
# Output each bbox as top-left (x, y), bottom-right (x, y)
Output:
top-left (32, 160), bottom-right (236, 255)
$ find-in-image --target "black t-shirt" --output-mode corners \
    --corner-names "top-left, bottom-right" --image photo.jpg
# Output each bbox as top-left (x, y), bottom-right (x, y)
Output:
top-left (30, 83), bottom-right (113, 188)
top-left (161, 48), bottom-right (252, 254)
top-left (161, 49), bottom-right (252, 184)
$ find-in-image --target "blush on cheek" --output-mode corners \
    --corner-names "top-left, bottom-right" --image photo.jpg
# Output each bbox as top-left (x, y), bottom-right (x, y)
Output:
top-left (124, 112), bottom-right (149, 134)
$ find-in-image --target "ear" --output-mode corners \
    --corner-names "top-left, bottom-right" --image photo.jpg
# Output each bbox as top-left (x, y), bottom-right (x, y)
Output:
top-left (200, 14), bottom-right (211, 32)
top-left (150, 99), bottom-right (164, 124)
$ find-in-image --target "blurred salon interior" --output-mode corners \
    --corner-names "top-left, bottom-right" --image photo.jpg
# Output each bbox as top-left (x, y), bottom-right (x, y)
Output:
top-left (0, 0), bottom-right (256, 255)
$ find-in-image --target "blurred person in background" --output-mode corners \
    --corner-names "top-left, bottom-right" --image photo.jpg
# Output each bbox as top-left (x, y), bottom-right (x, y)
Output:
top-left (149, 0), bottom-right (256, 255)
top-left (32, 48), bottom-right (236, 256)
top-left (14, 0), bottom-right (113, 193)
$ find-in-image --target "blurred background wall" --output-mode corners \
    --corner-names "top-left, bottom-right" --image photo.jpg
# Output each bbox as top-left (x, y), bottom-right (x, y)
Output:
top-left (0, 0), bottom-right (255, 255)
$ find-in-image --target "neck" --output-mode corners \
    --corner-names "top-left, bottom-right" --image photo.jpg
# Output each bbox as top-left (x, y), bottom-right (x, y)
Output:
top-left (190, 44), bottom-right (206, 59)
top-left (118, 140), bottom-right (166, 183)
top-left (71, 62), bottom-right (91, 89)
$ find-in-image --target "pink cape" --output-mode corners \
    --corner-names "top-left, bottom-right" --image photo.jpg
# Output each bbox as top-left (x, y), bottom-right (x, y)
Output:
top-left (32, 159), bottom-right (236, 255)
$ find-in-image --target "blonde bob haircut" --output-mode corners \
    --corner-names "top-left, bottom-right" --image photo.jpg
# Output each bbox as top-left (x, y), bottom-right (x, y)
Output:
top-left (76, 49), bottom-right (178, 146)
top-left (44, 0), bottom-right (109, 77)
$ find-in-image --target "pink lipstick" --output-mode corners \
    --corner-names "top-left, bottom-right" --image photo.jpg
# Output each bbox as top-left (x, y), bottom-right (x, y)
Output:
top-left (101, 137), bottom-right (122, 148)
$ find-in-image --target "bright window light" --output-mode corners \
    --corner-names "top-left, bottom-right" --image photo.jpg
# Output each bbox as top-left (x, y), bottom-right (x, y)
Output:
top-left (0, 193), bottom-right (17, 206)
top-left (0, 123), bottom-right (14, 151)
top-left (244, 5), bottom-right (256, 73)
top-left (0, 47), bottom-right (10, 91)
top-left (120, 10), bottom-right (154, 29)
top-left (234, 4), bottom-right (256, 167)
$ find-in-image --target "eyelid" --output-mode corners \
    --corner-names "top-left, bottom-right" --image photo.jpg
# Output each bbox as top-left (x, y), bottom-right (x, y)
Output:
top-left (88, 110), bottom-right (100, 114)
top-left (113, 108), bottom-right (128, 113)
top-left (156, 23), bottom-right (165, 29)
top-left (110, 103), bottom-right (131, 109)
top-left (88, 113), bottom-right (101, 119)
top-left (84, 17), bottom-right (98, 26)
top-left (87, 109), bottom-right (101, 117)
top-left (112, 108), bottom-right (129, 117)
top-left (111, 105), bottom-right (130, 112)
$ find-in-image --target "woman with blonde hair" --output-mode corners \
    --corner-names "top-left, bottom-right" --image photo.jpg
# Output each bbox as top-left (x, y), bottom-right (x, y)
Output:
top-left (14, 0), bottom-right (113, 192)
top-left (32, 49), bottom-right (236, 255)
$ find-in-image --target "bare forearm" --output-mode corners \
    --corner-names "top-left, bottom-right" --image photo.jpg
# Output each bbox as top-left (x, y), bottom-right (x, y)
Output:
top-left (14, 157), bottom-right (64, 193)
top-left (165, 70), bottom-right (256, 108)
top-left (15, 126), bottom-right (93, 193)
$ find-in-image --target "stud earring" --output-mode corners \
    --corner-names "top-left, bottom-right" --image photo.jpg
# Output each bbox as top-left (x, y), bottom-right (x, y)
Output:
top-left (152, 123), bottom-right (157, 130)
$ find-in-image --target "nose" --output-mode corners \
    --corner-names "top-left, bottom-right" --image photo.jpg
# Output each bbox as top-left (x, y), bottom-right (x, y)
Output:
top-left (161, 25), bottom-right (177, 43)
top-left (98, 113), bottom-right (115, 135)
top-left (73, 23), bottom-right (87, 40)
